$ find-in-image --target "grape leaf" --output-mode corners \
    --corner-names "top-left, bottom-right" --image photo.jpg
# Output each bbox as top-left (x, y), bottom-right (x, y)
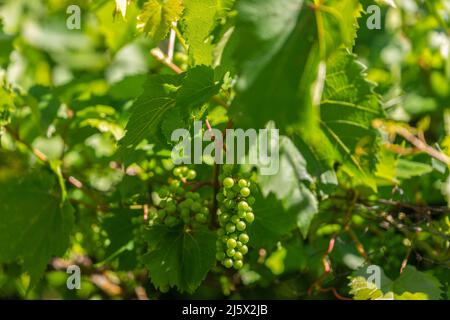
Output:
top-left (248, 193), bottom-right (297, 250)
top-left (349, 265), bottom-right (443, 300)
top-left (229, 0), bottom-right (318, 131)
top-left (319, 51), bottom-right (384, 188)
top-left (137, 0), bottom-right (184, 40)
top-left (118, 66), bottom-right (220, 155)
top-left (0, 172), bottom-right (74, 283)
top-left (143, 225), bottom-right (216, 293)
top-left (118, 74), bottom-right (181, 155)
top-left (183, 0), bottom-right (218, 65)
top-left (258, 135), bottom-right (318, 238)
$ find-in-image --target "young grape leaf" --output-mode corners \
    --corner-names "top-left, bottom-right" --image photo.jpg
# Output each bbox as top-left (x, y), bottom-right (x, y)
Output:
top-left (137, 0), bottom-right (184, 40)
top-left (183, 0), bottom-right (218, 65)
top-left (0, 171), bottom-right (74, 283)
top-left (143, 225), bottom-right (216, 293)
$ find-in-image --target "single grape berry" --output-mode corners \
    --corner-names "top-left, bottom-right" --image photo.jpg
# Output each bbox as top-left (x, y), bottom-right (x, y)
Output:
top-left (234, 252), bottom-right (244, 260)
top-left (239, 233), bottom-right (249, 244)
top-left (238, 179), bottom-right (248, 188)
top-left (223, 258), bottom-right (233, 268)
top-left (216, 252), bottom-right (225, 261)
top-left (239, 245), bottom-right (248, 254)
top-left (233, 260), bottom-right (244, 270)
top-left (237, 201), bottom-right (249, 212)
top-left (227, 238), bottom-right (237, 249)
top-left (245, 212), bottom-right (255, 223)
top-left (187, 170), bottom-right (197, 180)
top-left (226, 223), bottom-right (236, 233)
top-left (236, 221), bottom-right (246, 231)
top-left (240, 187), bottom-right (251, 197)
top-left (223, 177), bottom-right (235, 189)
top-left (226, 248), bottom-right (236, 257)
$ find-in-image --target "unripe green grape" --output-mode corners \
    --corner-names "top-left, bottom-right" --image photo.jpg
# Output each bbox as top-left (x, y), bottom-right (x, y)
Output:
top-left (237, 210), bottom-right (246, 219)
top-left (191, 202), bottom-right (202, 212)
top-left (232, 184), bottom-right (241, 193)
top-left (166, 203), bottom-right (177, 214)
top-left (234, 252), bottom-right (243, 260)
top-left (159, 200), bottom-right (167, 208)
top-left (192, 193), bottom-right (201, 200)
top-left (231, 215), bottom-right (240, 224)
top-left (223, 258), bottom-right (233, 268)
top-left (229, 233), bottom-right (238, 240)
top-left (238, 201), bottom-right (249, 211)
top-left (173, 167), bottom-right (182, 177)
top-left (187, 170), bottom-right (197, 180)
top-left (226, 248), bottom-right (236, 257)
top-left (158, 209), bottom-right (167, 219)
top-left (221, 235), bottom-right (229, 243)
top-left (236, 241), bottom-right (243, 249)
top-left (238, 179), bottom-right (248, 188)
top-left (216, 252), bottom-right (225, 261)
top-left (201, 207), bottom-right (210, 215)
top-left (195, 213), bottom-right (207, 223)
top-left (226, 238), bottom-right (237, 249)
top-left (240, 187), bottom-right (251, 197)
top-left (247, 196), bottom-right (256, 205)
top-left (175, 187), bottom-right (185, 196)
top-left (239, 233), bottom-right (249, 244)
top-left (216, 193), bottom-right (225, 202)
top-left (225, 199), bottom-right (234, 209)
top-left (223, 177), bottom-right (234, 189)
top-left (181, 166), bottom-right (189, 175)
top-left (239, 245), bottom-right (248, 254)
top-left (226, 223), bottom-right (236, 233)
top-left (226, 191), bottom-right (236, 199)
top-left (219, 213), bottom-right (230, 224)
top-left (245, 212), bottom-right (255, 223)
top-left (159, 188), bottom-right (169, 198)
top-left (165, 216), bottom-right (178, 227)
top-left (180, 208), bottom-right (190, 218)
top-left (217, 228), bottom-right (225, 237)
top-left (233, 260), bottom-right (243, 270)
top-left (236, 221), bottom-right (246, 231)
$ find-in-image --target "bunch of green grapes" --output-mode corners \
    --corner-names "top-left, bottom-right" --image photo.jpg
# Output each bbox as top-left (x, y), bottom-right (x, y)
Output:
top-left (151, 166), bottom-right (211, 227)
top-left (215, 166), bottom-right (256, 270)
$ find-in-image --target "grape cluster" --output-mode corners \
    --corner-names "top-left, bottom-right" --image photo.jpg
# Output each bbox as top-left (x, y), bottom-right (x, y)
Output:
top-left (216, 166), bottom-right (255, 270)
top-left (152, 166), bottom-right (211, 227)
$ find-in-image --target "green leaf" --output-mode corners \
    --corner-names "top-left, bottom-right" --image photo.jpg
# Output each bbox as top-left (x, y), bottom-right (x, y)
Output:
top-left (176, 65), bottom-right (221, 110)
top-left (349, 265), bottom-right (444, 300)
top-left (118, 66), bottom-right (220, 155)
top-left (394, 266), bottom-right (443, 300)
top-left (0, 84), bottom-right (15, 129)
top-left (137, 0), bottom-right (184, 40)
top-left (249, 193), bottom-right (297, 249)
top-left (118, 74), bottom-right (181, 154)
top-left (258, 136), bottom-right (318, 238)
top-left (396, 159), bottom-right (433, 179)
top-left (143, 225), bottom-right (216, 293)
top-left (183, 0), bottom-right (218, 65)
top-left (0, 172), bottom-right (74, 283)
top-left (230, 0), bottom-right (319, 131)
top-left (319, 51), bottom-right (384, 188)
